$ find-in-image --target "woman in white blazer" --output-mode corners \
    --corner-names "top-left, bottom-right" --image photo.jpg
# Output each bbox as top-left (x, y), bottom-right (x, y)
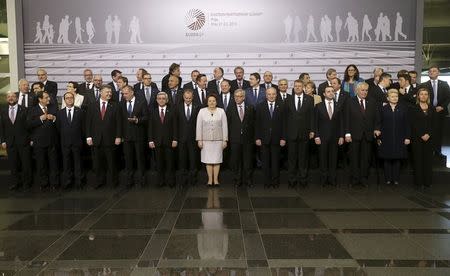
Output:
top-left (61, 81), bottom-right (85, 109)
top-left (196, 93), bottom-right (228, 187)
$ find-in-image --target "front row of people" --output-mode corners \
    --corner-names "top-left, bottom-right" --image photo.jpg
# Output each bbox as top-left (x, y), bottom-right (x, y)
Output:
top-left (0, 82), bottom-right (435, 190)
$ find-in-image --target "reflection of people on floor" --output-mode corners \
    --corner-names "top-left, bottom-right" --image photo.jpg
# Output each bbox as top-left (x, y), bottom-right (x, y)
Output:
top-left (197, 188), bottom-right (228, 262)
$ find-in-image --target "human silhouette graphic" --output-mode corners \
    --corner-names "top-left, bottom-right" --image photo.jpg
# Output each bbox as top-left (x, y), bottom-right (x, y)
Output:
top-left (57, 15), bottom-right (72, 44)
top-left (129, 16), bottom-right (143, 44)
top-left (283, 14), bottom-right (293, 43)
top-left (41, 15), bottom-right (50, 43)
top-left (305, 15), bottom-right (318, 42)
top-left (48, 24), bottom-right (54, 44)
top-left (375, 12), bottom-right (383, 41)
top-left (105, 15), bottom-right (113, 44)
top-left (381, 15), bottom-right (391, 41)
top-left (74, 17), bottom-right (84, 44)
top-left (344, 12), bottom-right (359, 42)
top-left (86, 17), bottom-right (95, 44)
top-left (33, 22), bottom-right (43, 43)
top-left (112, 15), bottom-right (121, 44)
top-left (394, 12), bottom-right (407, 41)
top-left (361, 14), bottom-right (372, 41)
top-left (293, 15), bottom-right (302, 43)
top-left (335, 15), bottom-right (342, 42)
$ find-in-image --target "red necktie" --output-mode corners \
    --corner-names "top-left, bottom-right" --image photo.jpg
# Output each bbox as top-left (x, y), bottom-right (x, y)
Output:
top-left (160, 108), bottom-right (165, 123)
top-left (360, 99), bottom-right (365, 113)
top-left (101, 102), bottom-right (106, 120)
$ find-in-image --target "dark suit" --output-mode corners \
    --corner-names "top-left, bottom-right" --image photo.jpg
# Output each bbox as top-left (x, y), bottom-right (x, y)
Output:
top-left (260, 83), bottom-right (279, 92)
top-left (230, 79), bottom-right (250, 93)
top-left (0, 105), bottom-right (32, 187)
top-left (227, 102), bottom-right (255, 186)
top-left (148, 106), bottom-right (178, 186)
top-left (245, 87), bottom-right (266, 107)
top-left (86, 100), bottom-right (122, 187)
top-left (134, 82), bottom-right (159, 99)
top-left (175, 103), bottom-right (200, 186)
top-left (255, 101), bottom-right (284, 186)
top-left (121, 97), bottom-right (148, 186)
top-left (193, 88), bottom-right (210, 107)
top-left (217, 92), bottom-right (235, 113)
top-left (56, 106), bottom-right (85, 188)
top-left (399, 86), bottom-right (417, 108)
top-left (410, 104), bottom-right (435, 187)
top-left (345, 97), bottom-right (381, 185)
top-left (314, 100), bottom-right (344, 185)
top-left (283, 94), bottom-right (315, 186)
top-left (136, 85), bottom-right (160, 110)
top-left (420, 79), bottom-right (450, 154)
top-left (107, 81), bottom-right (122, 103)
top-left (27, 104), bottom-right (59, 188)
top-left (368, 85), bottom-right (389, 106)
top-left (182, 81), bottom-right (198, 91)
top-left (317, 81), bottom-right (330, 99)
top-left (207, 79), bottom-right (231, 94)
top-left (44, 80), bottom-right (58, 107)
top-left (276, 92), bottom-right (292, 105)
top-left (16, 92), bottom-right (36, 109)
top-left (78, 82), bottom-right (94, 97)
top-left (166, 88), bottom-right (184, 107)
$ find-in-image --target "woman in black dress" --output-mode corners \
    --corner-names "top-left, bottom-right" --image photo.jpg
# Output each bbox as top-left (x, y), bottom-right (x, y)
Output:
top-left (378, 89), bottom-right (411, 185)
top-left (410, 87), bottom-right (435, 188)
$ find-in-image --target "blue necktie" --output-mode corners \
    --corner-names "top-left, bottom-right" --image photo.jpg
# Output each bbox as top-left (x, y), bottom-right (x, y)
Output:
top-left (127, 101), bottom-right (133, 117)
top-left (269, 103), bottom-right (274, 118)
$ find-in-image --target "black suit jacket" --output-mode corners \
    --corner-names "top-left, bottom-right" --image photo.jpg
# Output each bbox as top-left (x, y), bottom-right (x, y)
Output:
top-left (148, 107), bottom-right (178, 146)
top-left (410, 104), bottom-right (435, 141)
top-left (107, 81), bottom-right (122, 103)
top-left (335, 91), bottom-right (350, 111)
top-left (314, 100), bottom-right (344, 141)
top-left (175, 103), bottom-right (200, 143)
top-left (85, 100), bottom-right (122, 146)
top-left (283, 94), bottom-right (315, 141)
top-left (260, 83), bottom-right (279, 92)
top-left (135, 85), bottom-right (160, 110)
top-left (134, 82), bottom-right (159, 96)
top-left (227, 103), bottom-right (255, 144)
top-left (0, 105), bottom-right (30, 146)
top-left (78, 82), bottom-right (94, 97)
top-left (230, 79), bottom-right (250, 93)
top-left (368, 85), bottom-right (388, 106)
top-left (420, 80), bottom-right (450, 113)
top-left (207, 79), bottom-right (231, 94)
top-left (317, 81), bottom-right (330, 99)
top-left (183, 81), bottom-right (197, 91)
top-left (166, 88), bottom-right (184, 107)
top-left (15, 92), bottom-right (36, 108)
top-left (193, 88), bottom-right (212, 107)
top-left (161, 74), bottom-right (182, 93)
top-left (44, 80), bottom-right (58, 105)
top-left (56, 106), bottom-right (85, 146)
top-left (276, 92), bottom-right (292, 106)
top-left (217, 93), bottom-right (235, 112)
top-left (120, 97), bottom-right (148, 142)
top-left (27, 104), bottom-right (58, 147)
top-left (255, 101), bottom-right (284, 145)
top-left (345, 97), bottom-right (381, 141)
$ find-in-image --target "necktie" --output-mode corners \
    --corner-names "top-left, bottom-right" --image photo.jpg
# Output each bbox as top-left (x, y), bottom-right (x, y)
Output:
top-left (127, 101), bottom-right (133, 117)
top-left (172, 90), bottom-right (177, 102)
top-left (360, 99), bottom-right (365, 113)
top-left (239, 105), bottom-right (244, 122)
top-left (118, 91), bottom-right (122, 101)
top-left (9, 106), bottom-right (15, 124)
top-left (432, 80), bottom-right (438, 106)
top-left (383, 88), bottom-right (387, 94)
top-left (95, 89), bottom-right (99, 100)
top-left (42, 106), bottom-right (48, 115)
top-left (266, 83), bottom-right (270, 89)
top-left (21, 94), bottom-right (25, 107)
top-left (68, 108), bottom-right (72, 123)
top-left (160, 108), bottom-right (165, 123)
top-left (335, 92), bottom-right (339, 102)
top-left (254, 88), bottom-right (257, 98)
top-left (86, 83), bottom-right (90, 89)
top-left (201, 89), bottom-right (205, 103)
top-left (217, 80), bottom-right (220, 92)
top-left (223, 94), bottom-right (228, 110)
top-left (283, 94), bottom-right (286, 101)
top-left (238, 81), bottom-right (242, 88)
top-left (101, 101), bottom-right (106, 119)
top-left (145, 87), bottom-right (150, 103)
top-left (186, 104), bottom-right (191, 120)
top-left (269, 103), bottom-right (274, 118)
top-left (194, 84), bottom-right (197, 90)
top-left (297, 96), bottom-right (301, 111)
top-left (328, 101), bottom-right (333, 119)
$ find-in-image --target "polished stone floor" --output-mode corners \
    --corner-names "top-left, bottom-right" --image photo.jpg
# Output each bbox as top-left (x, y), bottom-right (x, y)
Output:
top-left (0, 166), bottom-right (449, 275)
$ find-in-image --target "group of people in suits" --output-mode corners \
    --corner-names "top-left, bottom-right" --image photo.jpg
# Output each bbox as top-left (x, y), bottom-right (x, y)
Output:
top-left (1, 64), bottom-right (449, 191)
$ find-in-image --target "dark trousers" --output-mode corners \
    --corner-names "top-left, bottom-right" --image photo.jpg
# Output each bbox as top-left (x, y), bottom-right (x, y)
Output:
top-left (412, 139), bottom-right (433, 187)
top-left (92, 145), bottom-right (117, 186)
top-left (287, 139), bottom-right (309, 184)
top-left (230, 142), bottom-right (254, 185)
top-left (6, 144), bottom-right (32, 187)
top-left (177, 141), bottom-right (199, 186)
top-left (123, 140), bottom-right (146, 185)
top-left (261, 144), bottom-right (281, 185)
top-left (432, 113), bottom-right (445, 154)
top-left (349, 138), bottom-right (372, 184)
top-left (61, 145), bottom-right (84, 187)
top-left (318, 139), bottom-right (338, 185)
top-left (155, 145), bottom-right (174, 186)
top-left (34, 146), bottom-right (59, 187)
top-left (383, 159), bottom-right (401, 182)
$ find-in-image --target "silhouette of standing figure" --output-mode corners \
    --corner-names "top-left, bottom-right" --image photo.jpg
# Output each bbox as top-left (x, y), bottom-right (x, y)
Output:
top-left (305, 15), bottom-right (318, 42)
top-left (113, 15), bottom-right (121, 44)
top-left (86, 17), bottom-right (95, 44)
top-left (361, 14), bottom-right (372, 41)
top-left (335, 15), bottom-right (342, 42)
top-left (42, 15), bottom-right (50, 43)
top-left (33, 22), bottom-right (43, 43)
top-left (394, 12), bottom-right (407, 41)
top-left (105, 15), bottom-right (113, 44)
top-left (74, 17), bottom-right (84, 44)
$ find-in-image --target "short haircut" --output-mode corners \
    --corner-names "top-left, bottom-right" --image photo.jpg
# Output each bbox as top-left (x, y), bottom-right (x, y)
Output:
top-left (68, 81), bottom-right (78, 90)
top-left (18, 78), bottom-right (29, 86)
top-left (250, 72), bottom-right (261, 81)
top-left (305, 81), bottom-right (316, 90)
top-left (396, 69), bottom-right (408, 78)
top-left (196, 73), bottom-right (206, 82)
top-left (138, 68), bottom-right (148, 75)
top-left (221, 79), bottom-right (230, 85)
top-left (183, 88), bottom-right (194, 96)
top-left (63, 92), bottom-right (75, 99)
top-left (398, 73), bottom-right (411, 83)
top-left (123, 85), bottom-right (134, 93)
top-left (234, 66), bottom-right (244, 73)
top-left (216, 67), bottom-right (224, 75)
top-left (32, 81), bottom-right (44, 89)
top-left (379, 72), bottom-right (392, 82)
top-left (294, 79), bottom-right (303, 85)
top-left (387, 88), bottom-right (399, 96)
top-left (408, 70), bottom-right (418, 75)
top-left (299, 73), bottom-right (310, 80)
top-left (157, 91), bottom-right (168, 98)
top-left (278, 78), bottom-right (288, 84)
top-left (206, 92), bottom-right (218, 101)
top-left (118, 76), bottom-right (128, 85)
top-left (191, 69), bottom-right (200, 75)
top-left (100, 84), bottom-right (113, 92)
top-left (169, 63), bottom-right (180, 74)
top-left (326, 68), bottom-right (336, 76)
top-left (356, 82), bottom-right (369, 91)
top-left (234, 88), bottom-right (245, 96)
top-left (331, 78), bottom-right (342, 85)
top-left (428, 65), bottom-right (439, 71)
top-left (110, 69), bottom-right (122, 78)
top-left (36, 90), bottom-right (48, 99)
